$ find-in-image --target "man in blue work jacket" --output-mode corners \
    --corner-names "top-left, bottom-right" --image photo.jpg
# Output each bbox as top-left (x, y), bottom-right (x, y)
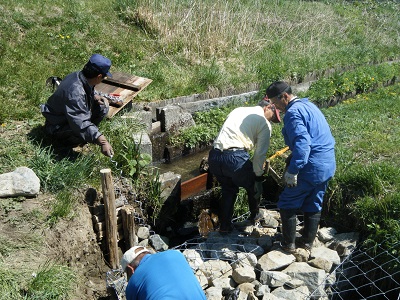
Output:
top-left (265, 81), bottom-right (336, 254)
top-left (41, 54), bottom-right (114, 157)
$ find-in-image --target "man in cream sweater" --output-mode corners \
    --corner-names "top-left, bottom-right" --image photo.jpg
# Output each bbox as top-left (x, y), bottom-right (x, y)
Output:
top-left (208, 100), bottom-right (280, 233)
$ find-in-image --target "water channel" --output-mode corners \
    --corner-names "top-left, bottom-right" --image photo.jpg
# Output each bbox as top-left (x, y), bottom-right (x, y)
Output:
top-left (153, 147), bottom-right (212, 182)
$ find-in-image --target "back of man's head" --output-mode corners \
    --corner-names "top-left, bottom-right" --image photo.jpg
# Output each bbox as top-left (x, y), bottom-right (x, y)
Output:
top-left (265, 81), bottom-right (292, 99)
top-left (120, 246), bottom-right (151, 271)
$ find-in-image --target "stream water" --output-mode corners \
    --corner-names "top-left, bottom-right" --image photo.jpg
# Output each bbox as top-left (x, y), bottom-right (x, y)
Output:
top-left (153, 147), bottom-right (211, 182)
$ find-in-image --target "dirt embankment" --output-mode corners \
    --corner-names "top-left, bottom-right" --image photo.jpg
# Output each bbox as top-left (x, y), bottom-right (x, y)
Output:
top-left (0, 189), bottom-right (111, 299)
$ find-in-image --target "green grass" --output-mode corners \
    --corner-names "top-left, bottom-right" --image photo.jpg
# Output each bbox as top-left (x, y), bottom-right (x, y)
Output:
top-left (0, 0), bottom-right (399, 122)
top-left (0, 264), bottom-right (76, 300)
top-left (25, 263), bottom-right (76, 300)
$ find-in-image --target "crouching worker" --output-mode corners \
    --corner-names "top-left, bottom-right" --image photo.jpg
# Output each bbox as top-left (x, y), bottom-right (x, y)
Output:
top-left (208, 100), bottom-right (281, 233)
top-left (121, 246), bottom-right (206, 300)
top-left (40, 54), bottom-right (114, 157)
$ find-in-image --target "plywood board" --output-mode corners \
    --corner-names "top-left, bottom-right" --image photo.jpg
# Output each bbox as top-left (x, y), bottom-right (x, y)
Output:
top-left (95, 72), bottom-right (152, 118)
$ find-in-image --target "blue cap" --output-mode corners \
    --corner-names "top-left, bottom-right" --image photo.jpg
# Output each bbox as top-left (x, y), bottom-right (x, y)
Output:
top-left (87, 54), bottom-right (112, 77)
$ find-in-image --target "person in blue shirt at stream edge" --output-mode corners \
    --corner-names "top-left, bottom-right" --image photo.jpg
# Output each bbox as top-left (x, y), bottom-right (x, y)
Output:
top-left (265, 81), bottom-right (336, 254)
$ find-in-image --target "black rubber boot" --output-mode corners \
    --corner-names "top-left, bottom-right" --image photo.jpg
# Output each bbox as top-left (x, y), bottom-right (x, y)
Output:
top-left (279, 209), bottom-right (297, 253)
top-left (301, 211), bottom-right (321, 250)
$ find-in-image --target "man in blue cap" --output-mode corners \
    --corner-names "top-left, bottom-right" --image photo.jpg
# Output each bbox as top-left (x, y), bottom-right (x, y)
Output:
top-left (41, 54), bottom-right (114, 157)
top-left (265, 81), bottom-right (336, 254)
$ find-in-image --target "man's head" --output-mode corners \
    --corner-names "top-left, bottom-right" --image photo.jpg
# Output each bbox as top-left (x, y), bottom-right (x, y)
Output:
top-left (121, 246), bottom-right (151, 274)
top-left (265, 81), bottom-right (293, 112)
top-left (82, 54), bottom-right (112, 79)
top-left (258, 99), bottom-right (281, 123)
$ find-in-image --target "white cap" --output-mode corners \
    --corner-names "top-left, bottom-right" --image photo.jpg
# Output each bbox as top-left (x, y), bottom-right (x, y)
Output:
top-left (120, 246), bottom-right (151, 271)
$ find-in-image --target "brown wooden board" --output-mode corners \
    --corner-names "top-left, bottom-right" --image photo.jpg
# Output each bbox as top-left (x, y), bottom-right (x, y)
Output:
top-left (181, 173), bottom-right (208, 201)
top-left (95, 72), bottom-right (152, 118)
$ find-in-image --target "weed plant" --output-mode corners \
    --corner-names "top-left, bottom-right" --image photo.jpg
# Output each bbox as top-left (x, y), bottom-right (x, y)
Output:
top-left (28, 146), bottom-right (98, 193)
top-left (25, 263), bottom-right (76, 300)
top-left (0, 263), bottom-right (75, 300)
top-left (0, 269), bottom-right (23, 300)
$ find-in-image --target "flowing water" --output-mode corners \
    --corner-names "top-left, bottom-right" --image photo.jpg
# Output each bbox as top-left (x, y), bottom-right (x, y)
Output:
top-left (153, 147), bottom-right (211, 182)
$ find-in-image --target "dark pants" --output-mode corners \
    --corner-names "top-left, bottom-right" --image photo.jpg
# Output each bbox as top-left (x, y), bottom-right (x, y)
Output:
top-left (44, 104), bottom-right (108, 148)
top-left (208, 148), bottom-right (257, 231)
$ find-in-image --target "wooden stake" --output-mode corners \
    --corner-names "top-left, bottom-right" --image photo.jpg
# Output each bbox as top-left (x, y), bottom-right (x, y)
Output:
top-left (121, 205), bottom-right (137, 249)
top-left (100, 168), bottom-right (119, 269)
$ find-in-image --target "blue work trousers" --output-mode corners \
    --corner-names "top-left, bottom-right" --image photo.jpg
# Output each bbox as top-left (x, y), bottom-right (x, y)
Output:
top-left (278, 177), bottom-right (330, 212)
top-left (208, 148), bottom-right (257, 231)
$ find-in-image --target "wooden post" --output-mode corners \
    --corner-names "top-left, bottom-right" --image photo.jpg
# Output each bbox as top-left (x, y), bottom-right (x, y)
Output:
top-left (121, 206), bottom-right (136, 249)
top-left (100, 168), bottom-right (119, 269)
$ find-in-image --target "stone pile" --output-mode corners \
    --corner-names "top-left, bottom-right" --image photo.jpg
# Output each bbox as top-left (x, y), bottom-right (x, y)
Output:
top-left (134, 208), bottom-right (359, 300)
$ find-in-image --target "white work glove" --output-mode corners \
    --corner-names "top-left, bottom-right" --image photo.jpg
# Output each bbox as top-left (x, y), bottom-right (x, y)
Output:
top-left (254, 176), bottom-right (264, 199)
top-left (97, 135), bottom-right (114, 157)
top-left (284, 171), bottom-right (298, 187)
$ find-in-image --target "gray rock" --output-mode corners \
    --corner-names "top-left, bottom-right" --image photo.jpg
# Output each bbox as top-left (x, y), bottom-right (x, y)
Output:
top-left (232, 252), bottom-right (257, 269)
top-left (257, 249), bottom-right (296, 271)
top-left (0, 167), bottom-right (40, 197)
top-left (259, 270), bottom-right (292, 287)
top-left (205, 286), bottom-right (223, 300)
top-left (183, 249), bottom-right (204, 270)
top-left (318, 227), bottom-right (337, 242)
top-left (136, 226), bottom-right (150, 240)
top-left (308, 257), bottom-right (333, 273)
top-left (159, 172), bottom-right (181, 204)
top-left (311, 246), bottom-right (341, 266)
top-left (327, 232), bottom-right (359, 257)
top-left (237, 282), bottom-right (255, 295)
top-left (149, 234), bottom-right (169, 251)
top-left (271, 285), bottom-right (310, 300)
top-left (211, 276), bottom-right (236, 290)
top-left (132, 132), bottom-right (152, 161)
top-left (158, 105), bottom-right (195, 134)
top-left (199, 259), bottom-right (232, 280)
top-left (232, 266), bottom-right (256, 284)
top-left (283, 262), bottom-right (326, 298)
top-left (255, 283), bottom-right (271, 297)
top-left (195, 269), bottom-right (209, 289)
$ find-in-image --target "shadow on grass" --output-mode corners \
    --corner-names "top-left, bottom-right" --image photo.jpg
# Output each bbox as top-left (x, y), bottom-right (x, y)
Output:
top-left (27, 125), bottom-right (81, 161)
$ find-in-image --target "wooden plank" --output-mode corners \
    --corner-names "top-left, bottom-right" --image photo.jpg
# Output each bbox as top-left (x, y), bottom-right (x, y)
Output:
top-left (95, 72), bottom-right (152, 118)
top-left (181, 173), bottom-right (208, 201)
top-left (103, 74), bottom-right (148, 91)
